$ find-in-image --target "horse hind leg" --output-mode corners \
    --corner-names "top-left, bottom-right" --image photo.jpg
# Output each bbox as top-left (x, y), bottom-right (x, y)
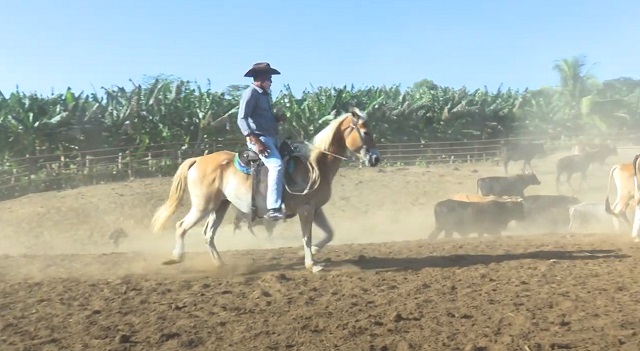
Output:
top-left (163, 205), bottom-right (210, 265)
top-left (203, 201), bottom-right (231, 267)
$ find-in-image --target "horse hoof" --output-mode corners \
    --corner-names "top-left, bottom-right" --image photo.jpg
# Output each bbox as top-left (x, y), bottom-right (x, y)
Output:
top-left (306, 262), bottom-right (325, 273)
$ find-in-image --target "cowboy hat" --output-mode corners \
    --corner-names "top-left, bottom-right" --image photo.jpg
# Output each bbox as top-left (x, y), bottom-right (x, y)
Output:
top-left (244, 62), bottom-right (281, 78)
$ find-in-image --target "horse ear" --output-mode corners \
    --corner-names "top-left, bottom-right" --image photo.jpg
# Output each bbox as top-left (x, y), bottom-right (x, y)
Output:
top-left (349, 106), bottom-right (364, 122)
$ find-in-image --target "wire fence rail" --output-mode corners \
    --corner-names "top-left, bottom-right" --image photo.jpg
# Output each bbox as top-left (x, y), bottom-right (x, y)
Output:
top-left (1, 129), bottom-right (639, 202)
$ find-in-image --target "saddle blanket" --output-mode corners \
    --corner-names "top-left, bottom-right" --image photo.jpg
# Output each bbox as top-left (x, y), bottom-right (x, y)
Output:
top-left (234, 154), bottom-right (252, 175)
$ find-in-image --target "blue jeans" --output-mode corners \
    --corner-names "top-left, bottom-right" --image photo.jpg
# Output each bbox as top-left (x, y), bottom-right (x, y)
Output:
top-left (247, 135), bottom-right (283, 210)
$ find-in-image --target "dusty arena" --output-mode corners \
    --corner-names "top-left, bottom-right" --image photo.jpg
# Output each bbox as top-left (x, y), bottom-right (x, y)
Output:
top-left (2, 147), bottom-right (640, 351)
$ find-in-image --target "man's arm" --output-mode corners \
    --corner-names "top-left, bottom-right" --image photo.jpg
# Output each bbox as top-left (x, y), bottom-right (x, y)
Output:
top-left (237, 90), bottom-right (257, 137)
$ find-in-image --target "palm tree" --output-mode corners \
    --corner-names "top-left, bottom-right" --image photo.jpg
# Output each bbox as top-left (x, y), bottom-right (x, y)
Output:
top-left (551, 55), bottom-right (599, 128)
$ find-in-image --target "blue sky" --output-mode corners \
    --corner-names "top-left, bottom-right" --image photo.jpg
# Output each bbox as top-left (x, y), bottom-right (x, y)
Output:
top-left (1, 0), bottom-right (638, 97)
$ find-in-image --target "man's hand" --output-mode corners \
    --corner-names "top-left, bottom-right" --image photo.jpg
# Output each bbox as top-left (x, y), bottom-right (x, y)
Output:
top-left (247, 135), bottom-right (268, 156)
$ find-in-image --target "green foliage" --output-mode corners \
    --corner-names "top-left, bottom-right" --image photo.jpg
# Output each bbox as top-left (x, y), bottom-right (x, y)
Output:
top-left (1, 55), bottom-right (639, 164)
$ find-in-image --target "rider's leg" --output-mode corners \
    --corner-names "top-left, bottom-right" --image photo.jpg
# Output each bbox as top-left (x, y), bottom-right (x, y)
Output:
top-left (247, 136), bottom-right (284, 220)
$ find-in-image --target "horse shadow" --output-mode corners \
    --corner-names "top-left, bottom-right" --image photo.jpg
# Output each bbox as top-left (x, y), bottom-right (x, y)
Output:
top-left (246, 249), bottom-right (629, 274)
top-left (340, 249), bottom-right (629, 272)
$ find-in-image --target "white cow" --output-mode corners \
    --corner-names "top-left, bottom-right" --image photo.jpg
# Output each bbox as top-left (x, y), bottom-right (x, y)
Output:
top-left (569, 202), bottom-right (616, 233)
top-left (631, 154), bottom-right (640, 242)
top-left (604, 162), bottom-right (636, 232)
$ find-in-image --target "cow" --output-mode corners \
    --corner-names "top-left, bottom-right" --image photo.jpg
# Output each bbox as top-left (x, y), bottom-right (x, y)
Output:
top-left (476, 173), bottom-right (542, 198)
top-left (556, 145), bottom-right (618, 194)
top-left (572, 141), bottom-right (599, 155)
top-left (500, 141), bottom-right (546, 175)
top-left (604, 163), bottom-right (635, 232)
top-left (514, 195), bottom-right (582, 234)
top-left (569, 202), bottom-right (616, 233)
top-left (573, 142), bottom-right (618, 165)
top-left (427, 199), bottom-right (525, 241)
top-left (450, 193), bottom-right (522, 202)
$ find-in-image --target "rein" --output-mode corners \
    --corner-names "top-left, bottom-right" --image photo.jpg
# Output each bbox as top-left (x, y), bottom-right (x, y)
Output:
top-left (302, 141), bottom-right (349, 160)
top-left (283, 152), bottom-right (321, 195)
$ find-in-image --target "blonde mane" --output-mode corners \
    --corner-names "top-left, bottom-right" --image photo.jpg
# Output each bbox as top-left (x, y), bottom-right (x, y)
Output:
top-left (309, 112), bottom-right (353, 162)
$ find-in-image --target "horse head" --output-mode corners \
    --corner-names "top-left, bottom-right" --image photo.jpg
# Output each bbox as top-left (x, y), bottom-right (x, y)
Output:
top-left (344, 107), bottom-right (381, 167)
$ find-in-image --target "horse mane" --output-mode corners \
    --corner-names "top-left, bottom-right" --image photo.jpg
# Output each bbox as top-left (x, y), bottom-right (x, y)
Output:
top-left (309, 112), bottom-right (353, 162)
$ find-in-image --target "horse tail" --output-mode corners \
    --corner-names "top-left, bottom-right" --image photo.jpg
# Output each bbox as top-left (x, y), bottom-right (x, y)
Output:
top-left (151, 157), bottom-right (200, 233)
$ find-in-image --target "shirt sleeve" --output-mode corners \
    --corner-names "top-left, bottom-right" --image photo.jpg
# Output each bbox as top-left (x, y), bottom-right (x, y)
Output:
top-left (237, 89), bottom-right (257, 136)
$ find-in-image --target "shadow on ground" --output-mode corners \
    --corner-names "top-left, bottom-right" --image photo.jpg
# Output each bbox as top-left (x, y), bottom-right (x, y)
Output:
top-left (243, 249), bottom-right (629, 274)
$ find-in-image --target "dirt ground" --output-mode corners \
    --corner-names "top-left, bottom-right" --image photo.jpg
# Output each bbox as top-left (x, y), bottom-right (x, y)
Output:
top-left (2, 147), bottom-right (640, 351)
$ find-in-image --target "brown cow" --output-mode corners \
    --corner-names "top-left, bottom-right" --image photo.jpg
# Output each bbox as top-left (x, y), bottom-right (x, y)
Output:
top-left (572, 141), bottom-right (618, 165)
top-left (556, 145), bottom-right (618, 194)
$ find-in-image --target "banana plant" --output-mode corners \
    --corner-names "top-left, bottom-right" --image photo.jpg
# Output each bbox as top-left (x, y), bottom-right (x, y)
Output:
top-left (1, 55), bottom-right (640, 168)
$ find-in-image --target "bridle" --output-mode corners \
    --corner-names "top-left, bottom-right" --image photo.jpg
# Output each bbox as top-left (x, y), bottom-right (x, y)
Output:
top-left (344, 108), bottom-right (376, 163)
top-left (303, 110), bottom-right (369, 161)
top-left (286, 110), bottom-right (376, 195)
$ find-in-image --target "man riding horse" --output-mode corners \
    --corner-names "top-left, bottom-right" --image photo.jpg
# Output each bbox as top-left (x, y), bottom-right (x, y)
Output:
top-left (237, 62), bottom-right (288, 221)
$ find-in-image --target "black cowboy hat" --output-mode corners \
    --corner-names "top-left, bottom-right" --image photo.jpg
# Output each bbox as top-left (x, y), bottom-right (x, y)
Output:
top-left (244, 62), bottom-right (281, 78)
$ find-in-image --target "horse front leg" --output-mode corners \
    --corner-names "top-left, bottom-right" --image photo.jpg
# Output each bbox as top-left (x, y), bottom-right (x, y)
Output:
top-left (299, 209), bottom-right (324, 273)
top-left (310, 207), bottom-right (334, 254)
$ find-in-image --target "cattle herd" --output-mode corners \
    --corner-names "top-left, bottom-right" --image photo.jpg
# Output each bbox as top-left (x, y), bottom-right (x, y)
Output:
top-left (427, 139), bottom-right (635, 241)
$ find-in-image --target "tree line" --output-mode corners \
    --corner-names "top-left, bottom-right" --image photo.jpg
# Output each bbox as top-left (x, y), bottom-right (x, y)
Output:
top-left (1, 55), bottom-right (639, 165)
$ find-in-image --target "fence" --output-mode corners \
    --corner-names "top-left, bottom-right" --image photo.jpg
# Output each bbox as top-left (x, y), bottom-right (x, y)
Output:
top-left (1, 129), bottom-right (639, 202)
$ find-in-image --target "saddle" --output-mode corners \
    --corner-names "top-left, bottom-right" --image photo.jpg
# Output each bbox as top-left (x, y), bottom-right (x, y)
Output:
top-left (234, 139), bottom-right (303, 221)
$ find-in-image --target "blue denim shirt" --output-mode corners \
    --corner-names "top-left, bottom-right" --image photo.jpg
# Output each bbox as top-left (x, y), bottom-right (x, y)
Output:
top-left (237, 85), bottom-right (278, 138)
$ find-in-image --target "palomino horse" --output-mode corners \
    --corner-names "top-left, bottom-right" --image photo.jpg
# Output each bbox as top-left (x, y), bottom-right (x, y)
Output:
top-left (150, 107), bottom-right (381, 273)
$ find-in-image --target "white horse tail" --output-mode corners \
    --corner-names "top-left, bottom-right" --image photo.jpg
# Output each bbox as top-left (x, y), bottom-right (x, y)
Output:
top-left (151, 157), bottom-right (200, 233)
